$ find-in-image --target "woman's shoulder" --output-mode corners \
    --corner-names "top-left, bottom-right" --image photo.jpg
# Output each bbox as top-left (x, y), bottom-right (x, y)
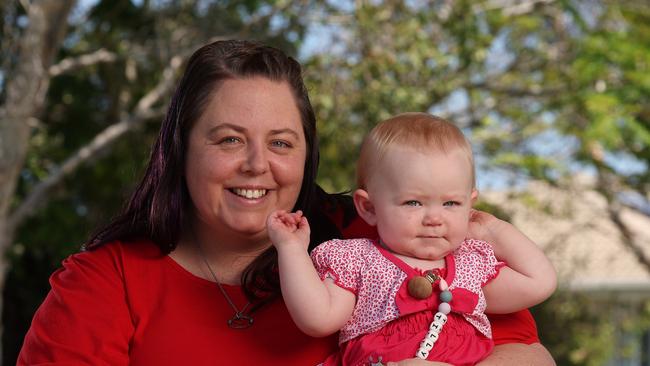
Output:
top-left (62, 239), bottom-right (164, 279)
top-left (313, 188), bottom-right (377, 240)
top-left (75, 239), bottom-right (161, 261)
top-left (308, 187), bottom-right (377, 250)
top-left (47, 239), bottom-right (176, 316)
top-left (18, 240), bottom-right (164, 365)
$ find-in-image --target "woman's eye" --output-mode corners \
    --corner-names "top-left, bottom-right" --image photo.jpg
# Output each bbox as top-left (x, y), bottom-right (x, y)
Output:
top-left (270, 140), bottom-right (291, 148)
top-left (404, 200), bottom-right (422, 207)
top-left (443, 201), bottom-right (460, 207)
top-left (218, 136), bottom-right (242, 144)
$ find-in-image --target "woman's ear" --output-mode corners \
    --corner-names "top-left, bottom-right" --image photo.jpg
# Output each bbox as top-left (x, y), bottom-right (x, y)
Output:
top-left (353, 189), bottom-right (377, 226)
top-left (471, 189), bottom-right (478, 205)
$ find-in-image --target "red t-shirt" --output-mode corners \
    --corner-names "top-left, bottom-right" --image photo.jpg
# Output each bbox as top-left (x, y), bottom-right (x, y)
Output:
top-left (19, 212), bottom-right (538, 365)
top-left (18, 240), bottom-right (338, 365)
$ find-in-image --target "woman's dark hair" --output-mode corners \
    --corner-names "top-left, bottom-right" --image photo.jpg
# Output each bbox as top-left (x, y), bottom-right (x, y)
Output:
top-left (86, 39), bottom-right (328, 304)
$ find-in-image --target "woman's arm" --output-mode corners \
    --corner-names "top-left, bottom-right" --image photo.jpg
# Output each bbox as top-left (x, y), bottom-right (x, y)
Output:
top-left (385, 343), bottom-right (555, 366)
top-left (268, 210), bottom-right (355, 337)
top-left (478, 343), bottom-right (556, 365)
top-left (469, 210), bottom-right (557, 313)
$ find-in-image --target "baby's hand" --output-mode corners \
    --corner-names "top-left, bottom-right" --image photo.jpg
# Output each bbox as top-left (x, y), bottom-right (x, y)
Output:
top-left (467, 209), bottom-right (504, 243)
top-left (267, 210), bottom-right (311, 250)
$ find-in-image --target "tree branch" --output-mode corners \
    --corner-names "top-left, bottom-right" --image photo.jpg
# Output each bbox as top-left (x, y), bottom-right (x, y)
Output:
top-left (593, 164), bottom-right (650, 273)
top-left (6, 0), bottom-right (303, 232)
top-left (1, 0), bottom-right (75, 242)
top-left (607, 202), bottom-right (650, 274)
top-left (475, 0), bottom-right (556, 16)
top-left (49, 48), bottom-right (118, 77)
top-left (18, 0), bottom-right (30, 13)
top-left (7, 55), bottom-right (183, 232)
top-left (135, 55), bottom-right (183, 114)
top-left (471, 80), bottom-right (563, 97)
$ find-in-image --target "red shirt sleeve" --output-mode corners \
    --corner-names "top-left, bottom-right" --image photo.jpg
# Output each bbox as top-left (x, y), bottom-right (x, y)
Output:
top-left (18, 244), bottom-right (133, 365)
top-left (332, 207), bottom-right (541, 345)
top-left (488, 310), bottom-right (540, 345)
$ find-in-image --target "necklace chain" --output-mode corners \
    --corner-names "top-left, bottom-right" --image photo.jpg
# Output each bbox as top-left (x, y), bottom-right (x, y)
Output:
top-left (194, 234), bottom-right (254, 329)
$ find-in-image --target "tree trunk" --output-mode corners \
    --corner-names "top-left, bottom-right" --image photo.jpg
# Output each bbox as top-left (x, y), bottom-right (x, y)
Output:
top-left (0, 0), bottom-right (75, 362)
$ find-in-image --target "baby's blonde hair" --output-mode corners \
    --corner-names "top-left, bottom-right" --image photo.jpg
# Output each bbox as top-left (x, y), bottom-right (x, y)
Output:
top-left (356, 112), bottom-right (475, 189)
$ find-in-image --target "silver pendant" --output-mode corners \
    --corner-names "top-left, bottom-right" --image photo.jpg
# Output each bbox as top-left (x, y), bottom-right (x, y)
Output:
top-left (228, 313), bottom-right (254, 329)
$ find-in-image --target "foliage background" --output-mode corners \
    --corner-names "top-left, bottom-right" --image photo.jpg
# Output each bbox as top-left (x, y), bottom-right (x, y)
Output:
top-left (1, 0), bottom-right (649, 365)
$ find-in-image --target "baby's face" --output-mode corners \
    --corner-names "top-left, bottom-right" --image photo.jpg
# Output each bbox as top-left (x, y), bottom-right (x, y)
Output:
top-left (365, 146), bottom-right (475, 260)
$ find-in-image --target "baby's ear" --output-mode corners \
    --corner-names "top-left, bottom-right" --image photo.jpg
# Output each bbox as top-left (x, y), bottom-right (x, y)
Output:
top-left (353, 189), bottom-right (377, 226)
top-left (471, 189), bottom-right (478, 205)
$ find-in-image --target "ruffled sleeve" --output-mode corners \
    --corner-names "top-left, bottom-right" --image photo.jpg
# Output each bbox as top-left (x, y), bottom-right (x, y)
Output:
top-left (458, 239), bottom-right (505, 287)
top-left (311, 239), bottom-right (371, 295)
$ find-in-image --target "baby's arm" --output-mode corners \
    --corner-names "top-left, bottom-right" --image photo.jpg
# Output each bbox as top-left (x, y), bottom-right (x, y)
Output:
top-left (267, 210), bottom-right (356, 337)
top-left (468, 210), bottom-right (557, 313)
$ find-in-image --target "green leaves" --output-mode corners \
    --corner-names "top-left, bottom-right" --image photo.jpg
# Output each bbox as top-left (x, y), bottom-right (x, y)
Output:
top-left (305, 4), bottom-right (650, 363)
top-left (3, 1), bottom-right (650, 364)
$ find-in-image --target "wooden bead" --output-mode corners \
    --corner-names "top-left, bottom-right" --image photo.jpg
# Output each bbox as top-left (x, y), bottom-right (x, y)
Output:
top-left (408, 276), bottom-right (433, 299)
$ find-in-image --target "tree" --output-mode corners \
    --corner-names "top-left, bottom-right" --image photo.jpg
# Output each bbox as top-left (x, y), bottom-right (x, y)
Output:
top-left (302, 0), bottom-right (650, 363)
top-left (305, 0), bottom-right (649, 263)
top-left (3, 0), bottom-right (649, 364)
top-left (0, 1), bottom-right (76, 361)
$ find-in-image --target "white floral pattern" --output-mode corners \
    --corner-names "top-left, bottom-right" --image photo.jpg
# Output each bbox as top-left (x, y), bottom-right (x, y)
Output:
top-left (311, 238), bottom-right (502, 343)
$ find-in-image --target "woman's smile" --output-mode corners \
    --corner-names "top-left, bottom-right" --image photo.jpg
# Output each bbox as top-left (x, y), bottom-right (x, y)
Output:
top-left (229, 188), bottom-right (269, 200)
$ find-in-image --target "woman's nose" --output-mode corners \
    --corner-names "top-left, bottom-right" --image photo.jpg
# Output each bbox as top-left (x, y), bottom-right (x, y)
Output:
top-left (241, 143), bottom-right (269, 175)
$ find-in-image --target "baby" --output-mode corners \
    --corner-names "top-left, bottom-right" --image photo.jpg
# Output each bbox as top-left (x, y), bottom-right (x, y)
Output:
top-left (268, 113), bottom-right (556, 365)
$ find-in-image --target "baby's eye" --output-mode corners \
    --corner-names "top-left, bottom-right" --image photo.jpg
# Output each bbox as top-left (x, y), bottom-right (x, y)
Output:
top-left (404, 200), bottom-right (422, 207)
top-left (443, 201), bottom-right (461, 207)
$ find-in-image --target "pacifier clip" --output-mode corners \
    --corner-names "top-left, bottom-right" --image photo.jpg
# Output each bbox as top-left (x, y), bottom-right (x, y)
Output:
top-left (412, 272), bottom-right (452, 359)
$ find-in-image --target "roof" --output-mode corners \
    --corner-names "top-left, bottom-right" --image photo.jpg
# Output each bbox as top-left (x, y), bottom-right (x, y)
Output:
top-left (482, 181), bottom-right (650, 294)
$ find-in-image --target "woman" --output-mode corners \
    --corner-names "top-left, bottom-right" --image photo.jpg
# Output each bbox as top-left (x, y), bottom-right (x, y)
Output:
top-left (18, 40), bottom-right (554, 365)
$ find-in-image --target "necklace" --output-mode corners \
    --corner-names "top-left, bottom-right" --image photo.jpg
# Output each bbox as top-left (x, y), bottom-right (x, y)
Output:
top-left (194, 236), bottom-right (254, 329)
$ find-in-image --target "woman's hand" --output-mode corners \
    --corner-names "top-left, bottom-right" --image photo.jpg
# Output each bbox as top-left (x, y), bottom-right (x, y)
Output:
top-left (267, 210), bottom-right (311, 251)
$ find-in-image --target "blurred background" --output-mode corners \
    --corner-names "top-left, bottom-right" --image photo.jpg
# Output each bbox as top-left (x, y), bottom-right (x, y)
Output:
top-left (1, 0), bottom-right (649, 365)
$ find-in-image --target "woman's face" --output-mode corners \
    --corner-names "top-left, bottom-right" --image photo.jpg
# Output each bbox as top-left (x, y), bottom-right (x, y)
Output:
top-left (185, 77), bottom-right (307, 243)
